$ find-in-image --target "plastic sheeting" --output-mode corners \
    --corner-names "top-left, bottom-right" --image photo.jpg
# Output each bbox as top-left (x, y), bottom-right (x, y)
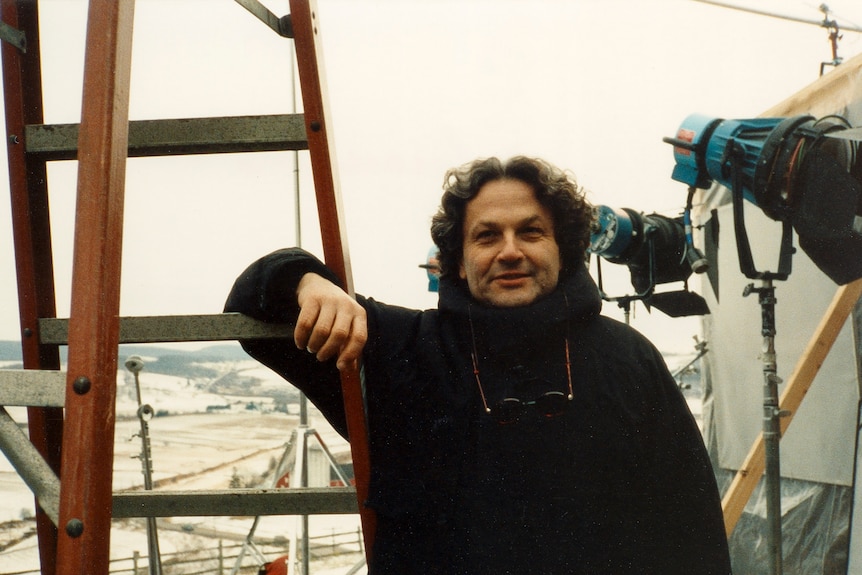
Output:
top-left (715, 470), bottom-right (853, 575)
top-left (701, 341), bottom-right (856, 574)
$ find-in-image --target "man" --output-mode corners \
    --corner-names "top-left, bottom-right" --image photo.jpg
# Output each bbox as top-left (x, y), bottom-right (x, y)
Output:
top-left (225, 156), bottom-right (731, 574)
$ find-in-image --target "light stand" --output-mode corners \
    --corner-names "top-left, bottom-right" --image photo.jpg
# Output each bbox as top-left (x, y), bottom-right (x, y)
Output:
top-left (728, 145), bottom-right (793, 575)
top-left (666, 110), bottom-right (862, 575)
top-left (124, 356), bottom-right (163, 575)
top-left (292, 396), bottom-right (311, 575)
top-left (670, 336), bottom-right (708, 391)
top-left (230, 413), bottom-right (352, 575)
top-left (593, 255), bottom-right (645, 325)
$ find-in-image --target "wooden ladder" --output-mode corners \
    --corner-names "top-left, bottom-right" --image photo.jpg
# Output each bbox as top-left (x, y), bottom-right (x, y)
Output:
top-left (0, 1), bottom-right (374, 573)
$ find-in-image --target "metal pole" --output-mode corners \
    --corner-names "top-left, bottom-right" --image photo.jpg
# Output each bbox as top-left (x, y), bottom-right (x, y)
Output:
top-left (290, 427), bottom-right (307, 574)
top-left (747, 280), bottom-right (785, 574)
top-left (291, 41), bottom-right (301, 250)
top-left (125, 356), bottom-right (162, 575)
top-left (295, 396), bottom-right (311, 575)
top-left (689, 0), bottom-right (862, 33)
top-left (0, 406), bottom-right (61, 524)
top-left (292, 38), bottom-right (311, 575)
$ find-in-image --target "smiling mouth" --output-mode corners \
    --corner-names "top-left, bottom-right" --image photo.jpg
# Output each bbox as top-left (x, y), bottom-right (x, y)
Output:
top-left (494, 272), bottom-right (530, 284)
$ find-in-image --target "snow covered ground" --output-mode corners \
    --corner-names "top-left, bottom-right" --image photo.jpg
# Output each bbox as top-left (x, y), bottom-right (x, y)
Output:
top-left (0, 406), bottom-right (363, 574)
top-left (0, 362), bottom-right (363, 574)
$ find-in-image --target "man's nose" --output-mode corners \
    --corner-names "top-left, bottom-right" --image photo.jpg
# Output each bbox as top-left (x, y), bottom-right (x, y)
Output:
top-left (497, 233), bottom-right (524, 260)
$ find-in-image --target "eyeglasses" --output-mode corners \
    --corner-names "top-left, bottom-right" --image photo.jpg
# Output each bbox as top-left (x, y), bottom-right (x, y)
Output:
top-left (470, 338), bottom-right (574, 425)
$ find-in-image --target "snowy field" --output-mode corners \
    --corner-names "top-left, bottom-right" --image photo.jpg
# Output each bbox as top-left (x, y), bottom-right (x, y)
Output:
top-left (0, 405), bottom-right (364, 574)
top-left (0, 362), bottom-right (364, 574)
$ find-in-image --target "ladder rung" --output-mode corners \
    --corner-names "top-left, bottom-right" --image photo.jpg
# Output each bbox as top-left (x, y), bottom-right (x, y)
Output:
top-left (38, 313), bottom-right (294, 345)
top-left (0, 369), bottom-right (65, 407)
top-left (24, 114), bottom-right (308, 160)
top-left (0, 20), bottom-right (26, 52)
top-left (112, 487), bottom-right (358, 518)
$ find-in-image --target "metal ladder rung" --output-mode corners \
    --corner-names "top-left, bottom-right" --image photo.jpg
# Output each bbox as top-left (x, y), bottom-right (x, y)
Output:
top-left (0, 369), bottom-right (65, 407)
top-left (1, 314), bottom-right (292, 406)
top-left (112, 487), bottom-right (358, 518)
top-left (38, 313), bottom-right (294, 345)
top-left (24, 114), bottom-right (308, 161)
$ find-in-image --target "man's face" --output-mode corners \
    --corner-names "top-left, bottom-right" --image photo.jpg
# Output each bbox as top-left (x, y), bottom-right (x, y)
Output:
top-left (459, 178), bottom-right (562, 307)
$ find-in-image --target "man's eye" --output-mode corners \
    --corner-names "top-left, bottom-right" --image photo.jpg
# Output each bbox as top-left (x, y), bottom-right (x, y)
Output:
top-left (475, 230), bottom-right (497, 242)
top-left (522, 227), bottom-right (545, 238)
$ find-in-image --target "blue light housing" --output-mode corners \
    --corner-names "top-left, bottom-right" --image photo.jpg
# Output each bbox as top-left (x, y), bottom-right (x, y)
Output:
top-left (665, 113), bottom-right (862, 285)
top-left (589, 205), bottom-right (634, 260)
top-left (668, 114), bottom-right (785, 205)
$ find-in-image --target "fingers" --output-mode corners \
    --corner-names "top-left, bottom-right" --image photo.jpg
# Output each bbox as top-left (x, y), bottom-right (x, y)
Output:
top-left (299, 303), bottom-right (367, 370)
top-left (294, 273), bottom-right (367, 371)
top-left (335, 312), bottom-right (367, 371)
top-left (293, 295), bottom-right (319, 352)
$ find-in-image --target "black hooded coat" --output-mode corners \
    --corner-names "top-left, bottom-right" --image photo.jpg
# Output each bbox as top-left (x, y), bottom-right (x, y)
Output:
top-left (225, 248), bottom-right (731, 575)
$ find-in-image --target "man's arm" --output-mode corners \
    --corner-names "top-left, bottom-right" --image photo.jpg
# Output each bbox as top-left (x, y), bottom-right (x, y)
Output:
top-left (224, 248), bottom-right (362, 437)
top-left (294, 272), bottom-right (367, 372)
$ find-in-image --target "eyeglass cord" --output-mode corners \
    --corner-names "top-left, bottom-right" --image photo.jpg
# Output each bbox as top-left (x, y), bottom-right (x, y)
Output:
top-left (467, 297), bottom-right (574, 415)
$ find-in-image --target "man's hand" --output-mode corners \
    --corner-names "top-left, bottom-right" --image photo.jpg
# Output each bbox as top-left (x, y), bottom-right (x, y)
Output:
top-left (294, 273), bottom-right (367, 371)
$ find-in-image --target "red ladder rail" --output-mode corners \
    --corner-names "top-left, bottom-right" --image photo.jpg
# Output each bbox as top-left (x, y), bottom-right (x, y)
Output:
top-left (55, 1), bottom-right (136, 573)
top-left (0, 2), bottom-right (63, 574)
top-left (289, 0), bottom-right (377, 562)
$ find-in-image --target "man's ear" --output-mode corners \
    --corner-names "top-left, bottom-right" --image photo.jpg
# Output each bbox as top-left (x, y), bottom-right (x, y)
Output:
top-left (458, 259), bottom-right (466, 280)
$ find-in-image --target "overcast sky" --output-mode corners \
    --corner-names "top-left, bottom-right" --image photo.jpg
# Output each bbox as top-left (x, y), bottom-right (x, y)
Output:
top-left (1, 0), bottom-right (862, 355)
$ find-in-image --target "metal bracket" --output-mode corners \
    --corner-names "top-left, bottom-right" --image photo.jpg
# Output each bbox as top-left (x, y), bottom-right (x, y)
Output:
top-left (0, 20), bottom-right (26, 52)
top-left (234, 0), bottom-right (292, 37)
top-left (729, 141), bottom-right (794, 281)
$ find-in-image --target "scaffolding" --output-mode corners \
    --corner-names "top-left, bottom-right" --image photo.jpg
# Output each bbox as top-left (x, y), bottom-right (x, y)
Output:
top-left (0, 1), bottom-right (372, 573)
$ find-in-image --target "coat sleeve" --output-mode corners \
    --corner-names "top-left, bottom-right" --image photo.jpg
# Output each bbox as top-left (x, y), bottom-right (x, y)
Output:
top-left (223, 247), bottom-right (350, 437)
